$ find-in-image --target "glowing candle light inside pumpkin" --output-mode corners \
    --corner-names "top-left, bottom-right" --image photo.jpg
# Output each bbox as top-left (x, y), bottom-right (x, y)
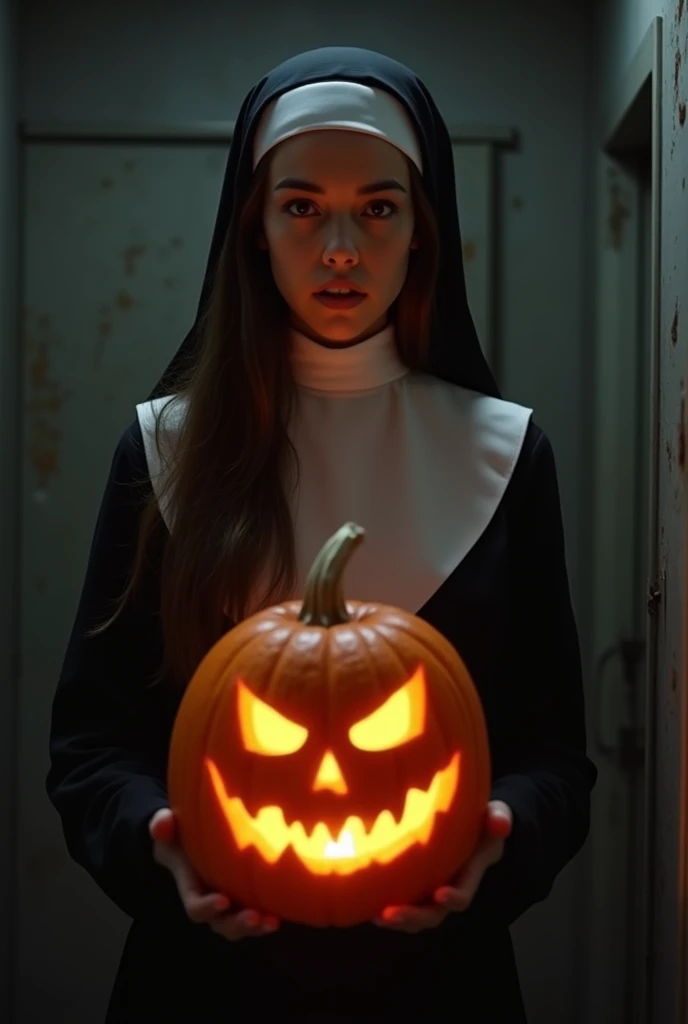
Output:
top-left (325, 830), bottom-right (356, 859)
top-left (205, 741), bottom-right (460, 873)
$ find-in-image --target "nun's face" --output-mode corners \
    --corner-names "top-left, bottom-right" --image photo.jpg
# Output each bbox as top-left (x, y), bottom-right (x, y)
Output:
top-left (262, 130), bottom-right (417, 344)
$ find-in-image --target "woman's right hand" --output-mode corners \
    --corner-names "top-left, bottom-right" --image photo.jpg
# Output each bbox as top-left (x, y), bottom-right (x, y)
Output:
top-left (149, 808), bottom-right (279, 940)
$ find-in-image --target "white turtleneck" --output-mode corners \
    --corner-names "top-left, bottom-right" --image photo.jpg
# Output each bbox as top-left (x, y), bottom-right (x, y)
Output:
top-left (289, 322), bottom-right (409, 393)
top-left (136, 325), bottom-right (532, 616)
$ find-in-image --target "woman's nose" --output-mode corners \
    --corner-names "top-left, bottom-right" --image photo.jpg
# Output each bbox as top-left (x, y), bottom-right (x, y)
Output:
top-left (322, 219), bottom-right (360, 267)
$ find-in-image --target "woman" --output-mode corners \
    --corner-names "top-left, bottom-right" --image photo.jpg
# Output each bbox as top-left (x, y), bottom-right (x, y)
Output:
top-left (46, 46), bottom-right (597, 1022)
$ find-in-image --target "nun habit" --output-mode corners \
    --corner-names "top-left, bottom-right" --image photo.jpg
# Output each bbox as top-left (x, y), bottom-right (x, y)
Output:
top-left (46, 47), bottom-right (597, 1023)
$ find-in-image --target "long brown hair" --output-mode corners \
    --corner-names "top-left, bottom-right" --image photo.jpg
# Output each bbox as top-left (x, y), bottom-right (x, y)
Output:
top-left (102, 157), bottom-right (440, 687)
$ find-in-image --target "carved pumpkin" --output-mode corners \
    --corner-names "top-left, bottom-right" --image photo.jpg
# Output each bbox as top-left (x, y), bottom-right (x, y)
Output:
top-left (168, 523), bottom-right (491, 927)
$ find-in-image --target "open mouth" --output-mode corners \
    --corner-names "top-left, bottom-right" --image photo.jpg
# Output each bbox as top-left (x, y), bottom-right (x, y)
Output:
top-left (205, 752), bottom-right (460, 876)
top-left (313, 290), bottom-right (367, 310)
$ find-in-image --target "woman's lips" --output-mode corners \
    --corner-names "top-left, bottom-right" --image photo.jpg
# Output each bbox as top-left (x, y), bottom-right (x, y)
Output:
top-left (313, 292), bottom-right (367, 310)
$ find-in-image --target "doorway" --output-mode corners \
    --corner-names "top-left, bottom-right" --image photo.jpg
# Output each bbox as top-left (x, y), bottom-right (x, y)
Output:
top-left (585, 16), bottom-right (661, 1024)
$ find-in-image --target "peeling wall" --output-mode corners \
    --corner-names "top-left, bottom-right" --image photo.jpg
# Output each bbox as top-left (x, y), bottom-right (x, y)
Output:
top-left (591, 0), bottom-right (688, 1020)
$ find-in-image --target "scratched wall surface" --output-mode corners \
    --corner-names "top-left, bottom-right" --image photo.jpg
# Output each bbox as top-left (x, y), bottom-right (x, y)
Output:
top-left (656, 1), bottom-right (688, 1016)
top-left (591, 1), bottom-right (688, 1021)
top-left (18, 142), bottom-right (226, 1021)
top-left (13, 3), bottom-right (593, 1024)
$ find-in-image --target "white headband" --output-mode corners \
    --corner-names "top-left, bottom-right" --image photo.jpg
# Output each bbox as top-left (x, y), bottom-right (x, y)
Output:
top-left (252, 80), bottom-right (423, 173)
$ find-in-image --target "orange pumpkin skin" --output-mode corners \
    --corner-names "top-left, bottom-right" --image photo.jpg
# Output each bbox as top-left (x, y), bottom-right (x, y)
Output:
top-left (167, 526), bottom-right (491, 928)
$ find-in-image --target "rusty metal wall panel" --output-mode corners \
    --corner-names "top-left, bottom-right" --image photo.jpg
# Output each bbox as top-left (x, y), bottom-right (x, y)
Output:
top-left (18, 139), bottom-right (227, 1024)
top-left (17, 134), bottom-right (498, 1022)
top-left (649, 8), bottom-right (688, 1024)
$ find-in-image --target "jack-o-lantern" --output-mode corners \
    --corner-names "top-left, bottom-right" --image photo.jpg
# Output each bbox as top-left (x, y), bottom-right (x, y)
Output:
top-left (168, 523), bottom-right (491, 927)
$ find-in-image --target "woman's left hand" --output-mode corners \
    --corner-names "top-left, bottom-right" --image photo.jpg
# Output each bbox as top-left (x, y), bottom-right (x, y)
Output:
top-left (374, 800), bottom-right (513, 933)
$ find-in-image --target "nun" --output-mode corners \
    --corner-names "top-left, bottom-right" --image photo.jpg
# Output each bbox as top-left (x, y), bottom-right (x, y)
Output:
top-left (47, 46), bottom-right (597, 1023)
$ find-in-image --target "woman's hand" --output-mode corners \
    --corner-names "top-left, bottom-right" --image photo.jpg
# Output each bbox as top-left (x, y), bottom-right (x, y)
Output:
top-left (374, 800), bottom-right (513, 934)
top-left (149, 808), bottom-right (279, 940)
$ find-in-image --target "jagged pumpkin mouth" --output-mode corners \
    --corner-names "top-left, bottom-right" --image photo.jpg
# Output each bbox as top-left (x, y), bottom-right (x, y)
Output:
top-left (205, 752), bottom-right (460, 875)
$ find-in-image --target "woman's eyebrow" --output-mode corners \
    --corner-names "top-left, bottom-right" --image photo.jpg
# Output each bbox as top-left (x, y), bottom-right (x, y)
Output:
top-left (273, 177), bottom-right (407, 195)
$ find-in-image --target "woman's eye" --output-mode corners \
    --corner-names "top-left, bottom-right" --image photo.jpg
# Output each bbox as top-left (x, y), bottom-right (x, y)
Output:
top-left (283, 198), bottom-right (398, 220)
top-left (364, 200), bottom-right (398, 219)
top-left (285, 199), bottom-right (317, 217)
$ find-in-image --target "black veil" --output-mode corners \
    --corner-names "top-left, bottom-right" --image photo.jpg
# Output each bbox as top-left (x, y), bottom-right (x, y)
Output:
top-left (148, 46), bottom-right (499, 400)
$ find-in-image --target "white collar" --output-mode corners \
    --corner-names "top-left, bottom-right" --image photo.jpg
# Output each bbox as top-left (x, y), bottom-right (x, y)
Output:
top-left (136, 343), bottom-right (533, 616)
top-left (289, 323), bottom-right (409, 393)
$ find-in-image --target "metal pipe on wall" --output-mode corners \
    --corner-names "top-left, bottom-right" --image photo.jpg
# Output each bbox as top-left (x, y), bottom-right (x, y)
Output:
top-left (19, 121), bottom-right (517, 146)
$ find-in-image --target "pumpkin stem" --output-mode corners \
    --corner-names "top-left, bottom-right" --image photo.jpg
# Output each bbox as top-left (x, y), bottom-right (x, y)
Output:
top-left (298, 522), bottom-right (365, 627)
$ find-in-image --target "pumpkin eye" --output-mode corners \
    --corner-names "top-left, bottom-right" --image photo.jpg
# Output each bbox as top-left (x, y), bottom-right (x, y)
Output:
top-left (237, 679), bottom-right (308, 755)
top-left (348, 665), bottom-right (426, 752)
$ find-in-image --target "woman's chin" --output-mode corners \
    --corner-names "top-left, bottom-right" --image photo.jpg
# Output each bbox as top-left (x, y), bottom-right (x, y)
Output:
top-left (291, 314), bottom-right (388, 347)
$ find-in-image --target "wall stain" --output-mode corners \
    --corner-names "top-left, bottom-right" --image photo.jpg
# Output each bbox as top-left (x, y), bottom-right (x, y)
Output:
top-left (24, 315), bottom-right (70, 490)
top-left (672, 667), bottom-right (678, 692)
top-left (116, 289), bottom-right (135, 311)
top-left (94, 319), bottom-right (112, 370)
top-left (679, 397), bottom-right (686, 470)
top-left (608, 181), bottom-right (630, 249)
top-left (101, 177), bottom-right (114, 190)
top-left (680, 102), bottom-right (687, 126)
top-left (672, 302), bottom-right (679, 345)
top-left (512, 196), bottom-right (524, 210)
top-left (680, 0), bottom-right (685, 22)
top-left (158, 237), bottom-right (185, 260)
top-left (162, 276), bottom-right (179, 290)
top-left (462, 240), bottom-right (477, 263)
top-left (676, 50), bottom-right (682, 105)
top-left (123, 160), bottom-right (136, 172)
top-left (123, 244), bottom-right (146, 277)
top-left (667, 439), bottom-right (674, 472)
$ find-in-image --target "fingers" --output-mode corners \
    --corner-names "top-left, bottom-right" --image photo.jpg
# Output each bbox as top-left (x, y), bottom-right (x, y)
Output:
top-left (210, 909), bottom-right (280, 941)
top-left (434, 870), bottom-right (481, 913)
top-left (148, 808), bottom-right (231, 924)
top-left (434, 834), bottom-right (506, 912)
top-left (436, 843), bottom-right (500, 909)
top-left (485, 800), bottom-right (513, 840)
top-left (376, 803), bottom-right (514, 932)
top-left (374, 904), bottom-right (448, 933)
top-left (434, 881), bottom-right (473, 913)
top-left (149, 808), bottom-right (176, 845)
top-left (147, 807), bottom-right (279, 939)
top-left (182, 884), bottom-right (231, 925)
top-left (163, 846), bottom-right (229, 924)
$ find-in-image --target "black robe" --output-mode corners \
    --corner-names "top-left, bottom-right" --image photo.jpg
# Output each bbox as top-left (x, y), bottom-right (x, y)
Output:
top-left (46, 415), bottom-right (597, 1023)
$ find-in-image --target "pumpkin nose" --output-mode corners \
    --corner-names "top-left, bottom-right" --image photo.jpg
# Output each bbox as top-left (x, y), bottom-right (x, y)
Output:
top-left (312, 750), bottom-right (348, 795)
